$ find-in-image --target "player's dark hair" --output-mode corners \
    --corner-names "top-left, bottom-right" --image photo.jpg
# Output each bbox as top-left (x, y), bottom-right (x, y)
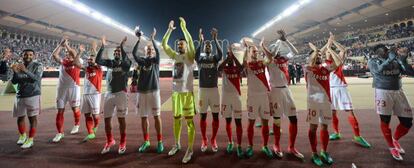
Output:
top-left (178, 38), bottom-right (187, 43)
top-left (373, 44), bottom-right (387, 52)
top-left (22, 49), bottom-right (35, 56)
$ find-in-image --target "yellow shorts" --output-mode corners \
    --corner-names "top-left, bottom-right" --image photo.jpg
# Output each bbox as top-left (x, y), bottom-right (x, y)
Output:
top-left (172, 92), bottom-right (196, 117)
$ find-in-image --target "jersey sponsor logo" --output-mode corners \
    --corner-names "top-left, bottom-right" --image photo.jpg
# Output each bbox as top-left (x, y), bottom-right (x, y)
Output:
top-left (224, 66), bottom-right (241, 95)
top-left (274, 58), bottom-right (290, 85)
top-left (199, 63), bottom-right (215, 69)
top-left (112, 67), bottom-right (123, 72)
top-left (382, 69), bottom-right (400, 75)
top-left (308, 66), bottom-right (331, 102)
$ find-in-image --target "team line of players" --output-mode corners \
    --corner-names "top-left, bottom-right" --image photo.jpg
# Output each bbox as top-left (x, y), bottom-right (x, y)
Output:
top-left (9, 18), bottom-right (414, 166)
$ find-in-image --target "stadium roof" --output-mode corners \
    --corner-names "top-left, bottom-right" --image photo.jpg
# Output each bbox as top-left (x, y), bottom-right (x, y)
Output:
top-left (252, 0), bottom-right (414, 43)
top-left (0, 0), bottom-right (158, 52)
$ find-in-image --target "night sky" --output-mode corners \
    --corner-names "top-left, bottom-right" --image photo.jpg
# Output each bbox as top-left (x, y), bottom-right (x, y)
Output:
top-left (78, 0), bottom-right (295, 43)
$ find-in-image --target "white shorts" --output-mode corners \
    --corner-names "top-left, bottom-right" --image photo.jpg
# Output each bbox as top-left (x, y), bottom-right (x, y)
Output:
top-left (56, 86), bottom-right (81, 109)
top-left (198, 87), bottom-right (220, 113)
top-left (269, 87), bottom-right (297, 118)
top-left (130, 92), bottom-right (139, 113)
top-left (247, 93), bottom-right (271, 120)
top-left (103, 91), bottom-right (128, 118)
top-left (81, 94), bottom-right (101, 115)
top-left (137, 91), bottom-right (161, 117)
top-left (13, 95), bottom-right (41, 117)
top-left (306, 101), bottom-right (332, 125)
top-left (375, 89), bottom-right (413, 118)
top-left (330, 87), bottom-right (353, 111)
top-left (221, 92), bottom-right (242, 119)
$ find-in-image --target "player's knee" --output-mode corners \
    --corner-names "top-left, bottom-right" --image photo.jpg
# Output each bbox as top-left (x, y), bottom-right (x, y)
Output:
top-left (321, 124), bottom-right (328, 130)
top-left (186, 119), bottom-right (195, 128)
top-left (273, 117), bottom-right (281, 127)
top-left (200, 113), bottom-right (207, 120)
top-left (288, 116), bottom-right (297, 124)
top-left (235, 119), bottom-right (242, 126)
top-left (212, 113), bottom-right (219, 120)
top-left (380, 115), bottom-right (391, 124)
top-left (309, 124), bottom-right (318, 131)
top-left (399, 117), bottom-right (413, 128)
top-left (225, 117), bottom-right (232, 123)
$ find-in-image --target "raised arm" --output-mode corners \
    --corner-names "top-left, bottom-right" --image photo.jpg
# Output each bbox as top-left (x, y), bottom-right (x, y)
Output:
top-left (120, 36), bottom-right (132, 67)
top-left (308, 43), bottom-right (319, 67)
top-left (51, 38), bottom-right (66, 64)
top-left (74, 44), bottom-right (85, 69)
top-left (260, 37), bottom-right (274, 63)
top-left (64, 41), bottom-right (78, 66)
top-left (162, 20), bottom-right (177, 59)
top-left (132, 31), bottom-right (146, 66)
top-left (211, 28), bottom-right (223, 62)
top-left (95, 36), bottom-right (112, 67)
top-left (151, 28), bottom-right (160, 64)
top-left (180, 17), bottom-right (195, 60)
top-left (397, 47), bottom-right (414, 76)
top-left (278, 30), bottom-right (299, 55)
top-left (326, 48), bottom-right (340, 72)
top-left (242, 40), bottom-right (249, 68)
top-left (195, 28), bottom-right (204, 63)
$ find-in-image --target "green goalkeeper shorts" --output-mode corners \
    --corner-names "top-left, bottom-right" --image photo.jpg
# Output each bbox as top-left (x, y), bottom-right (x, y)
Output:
top-left (172, 92), bottom-right (196, 117)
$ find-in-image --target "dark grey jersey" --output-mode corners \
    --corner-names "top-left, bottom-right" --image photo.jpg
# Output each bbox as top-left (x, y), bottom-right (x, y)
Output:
top-left (11, 61), bottom-right (43, 98)
top-left (195, 40), bottom-right (223, 88)
top-left (368, 53), bottom-right (414, 90)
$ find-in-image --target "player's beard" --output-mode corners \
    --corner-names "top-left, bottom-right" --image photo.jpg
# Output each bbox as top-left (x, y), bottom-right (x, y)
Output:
top-left (23, 57), bottom-right (32, 64)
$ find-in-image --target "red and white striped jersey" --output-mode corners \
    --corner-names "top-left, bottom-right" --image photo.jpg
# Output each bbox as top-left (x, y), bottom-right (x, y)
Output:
top-left (305, 63), bottom-right (333, 103)
top-left (267, 57), bottom-right (290, 87)
top-left (83, 66), bottom-right (103, 94)
top-left (222, 65), bottom-right (241, 96)
top-left (58, 58), bottom-right (80, 88)
top-left (330, 63), bottom-right (347, 87)
top-left (246, 60), bottom-right (270, 95)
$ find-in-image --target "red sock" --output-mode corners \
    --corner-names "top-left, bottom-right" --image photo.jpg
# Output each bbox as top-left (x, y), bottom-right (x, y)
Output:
top-left (332, 113), bottom-right (339, 133)
top-left (288, 122), bottom-right (298, 149)
top-left (225, 121), bottom-right (232, 143)
top-left (248, 122), bottom-right (254, 146)
top-left (106, 131), bottom-right (113, 144)
top-left (262, 125), bottom-right (269, 146)
top-left (308, 129), bottom-right (317, 153)
top-left (85, 116), bottom-right (94, 134)
top-left (29, 127), bottom-right (36, 138)
top-left (73, 110), bottom-right (81, 126)
top-left (18, 122), bottom-right (26, 135)
top-left (273, 124), bottom-right (281, 147)
top-left (211, 118), bottom-right (219, 142)
top-left (56, 112), bottom-right (64, 133)
top-left (320, 130), bottom-right (329, 151)
top-left (348, 115), bottom-right (360, 136)
top-left (380, 121), bottom-right (394, 147)
top-left (120, 132), bottom-right (126, 147)
top-left (394, 124), bottom-right (410, 141)
top-left (144, 133), bottom-right (149, 141)
top-left (157, 134), bottom-right (163, 142)
top-left (200, 118), bottom-right (207, 144)
top-left (236, 123), bottom-right (243, 145)
top-left (93, 115), bottom-right (100, 128)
